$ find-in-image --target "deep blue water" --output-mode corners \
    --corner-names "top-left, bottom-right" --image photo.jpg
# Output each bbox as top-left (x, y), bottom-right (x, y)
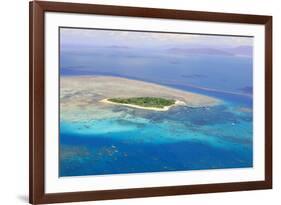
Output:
top-left (61, 49), bottom-right (252, 95)
top-left (59, 49), bottom-right (253, 177)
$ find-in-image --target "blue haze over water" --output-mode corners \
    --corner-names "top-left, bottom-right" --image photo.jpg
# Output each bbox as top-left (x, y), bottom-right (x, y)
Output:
top-left (60, 29), bottom-right (253, 177)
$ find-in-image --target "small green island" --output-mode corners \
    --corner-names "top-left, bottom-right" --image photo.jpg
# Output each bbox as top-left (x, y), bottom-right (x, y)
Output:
top-left (107, 97), bottom-right (176, 108)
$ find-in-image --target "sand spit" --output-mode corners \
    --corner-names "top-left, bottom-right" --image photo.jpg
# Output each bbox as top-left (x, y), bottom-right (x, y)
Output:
top-left (100, 98), bottom-right (186, 112)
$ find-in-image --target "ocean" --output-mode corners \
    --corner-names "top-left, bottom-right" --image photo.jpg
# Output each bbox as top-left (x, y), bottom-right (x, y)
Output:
top-left (59, 51), bottom-right (253, 177)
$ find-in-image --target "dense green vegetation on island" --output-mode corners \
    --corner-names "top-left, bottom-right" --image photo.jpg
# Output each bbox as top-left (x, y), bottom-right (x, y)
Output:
top-left (107, 97), bottom-right (176, 108)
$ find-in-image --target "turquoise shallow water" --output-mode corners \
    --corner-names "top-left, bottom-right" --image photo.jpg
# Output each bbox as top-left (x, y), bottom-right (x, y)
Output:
top-left (59, 94), bottom-right (253, 176)
top-left (60, 43), bottom-right (253, 176)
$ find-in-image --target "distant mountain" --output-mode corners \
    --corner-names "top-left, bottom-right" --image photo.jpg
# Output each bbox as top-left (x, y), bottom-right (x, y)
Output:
top-left (229, 46), bottom-right (253, 56)
top-left (106, 45), bottom-right (131, 49)
top-left (168, 48), bottom-right (234, 56)
top-left (168, 46), bottom-right (253, 57)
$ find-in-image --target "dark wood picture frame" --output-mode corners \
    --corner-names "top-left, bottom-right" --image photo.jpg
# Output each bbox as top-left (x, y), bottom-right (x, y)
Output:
top-left (29, 1), bottom-right (272, 204)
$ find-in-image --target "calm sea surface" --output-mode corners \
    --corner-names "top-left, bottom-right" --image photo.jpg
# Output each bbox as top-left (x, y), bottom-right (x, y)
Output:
top-left (59, 51), bottom-right (253, 177)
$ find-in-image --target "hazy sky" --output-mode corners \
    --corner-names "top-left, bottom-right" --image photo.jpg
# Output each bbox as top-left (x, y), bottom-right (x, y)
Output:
top-left (60, 27), bottom-right (253, 50)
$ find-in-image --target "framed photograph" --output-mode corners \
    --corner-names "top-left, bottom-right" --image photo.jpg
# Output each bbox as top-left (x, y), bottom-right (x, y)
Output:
top-left (29, 1), bottom-right (272, 204)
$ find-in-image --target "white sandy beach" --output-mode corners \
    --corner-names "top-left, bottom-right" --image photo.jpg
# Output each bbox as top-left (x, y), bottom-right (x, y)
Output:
top-left (100, 98), bottom-right (186, 112)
